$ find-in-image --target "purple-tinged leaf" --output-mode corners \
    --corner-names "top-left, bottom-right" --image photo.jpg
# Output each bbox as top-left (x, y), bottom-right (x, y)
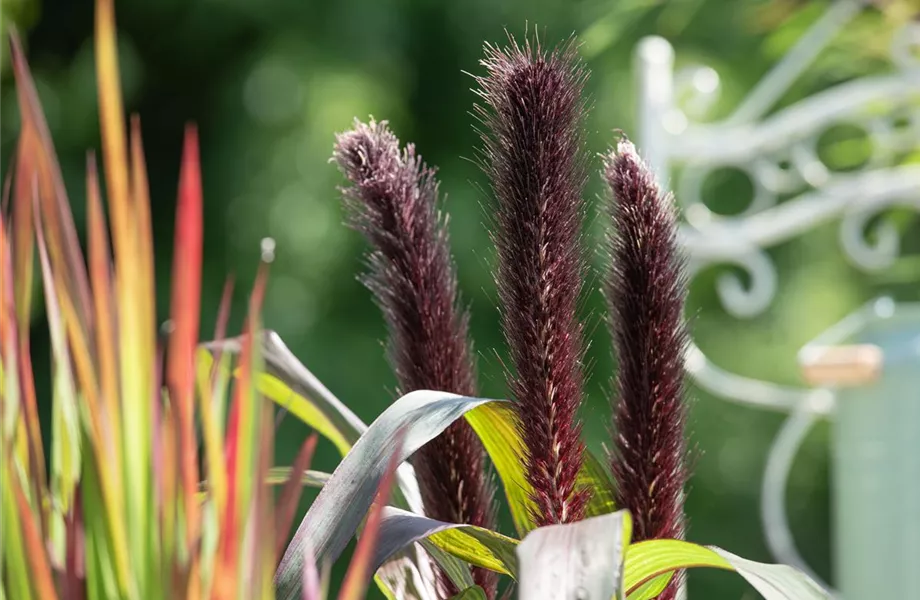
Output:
top-left (274, 391), bottom-right (503, 600)
top-left (300, 538), bottom-right (322, 600)
top-left (337, 430), bottom-right (405, 600)
top-left (515, 511), bottom-right (630, 600)
top-left (371, 506), bottom-right (518, 578)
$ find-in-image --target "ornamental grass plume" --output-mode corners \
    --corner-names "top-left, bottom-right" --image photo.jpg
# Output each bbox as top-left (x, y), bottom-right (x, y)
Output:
top-left (605, 139), bottom-right (689, 600)
top-left (473, 36), bottom-right (591, 526)
top-left (0, 6), bottom-right (285, 596)
top-left (2, 3), bottom-right (401, 598)
top-left (333, 119), bottom-right (497, 597)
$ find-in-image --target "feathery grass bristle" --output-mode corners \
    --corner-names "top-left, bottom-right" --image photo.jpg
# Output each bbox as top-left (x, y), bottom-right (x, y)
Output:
top-left (333, 119), bottom-right (497, 596)
top-left (473, 35), bottom-right (591, 526)
top-left (605, 138), bottom-right (689, 600)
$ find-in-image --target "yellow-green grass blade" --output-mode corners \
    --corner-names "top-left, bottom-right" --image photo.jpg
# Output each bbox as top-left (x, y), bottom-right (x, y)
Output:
top-left (623, 539), bottom-right (830, 599)
top-left (465, 402), bottom-right (618, 536)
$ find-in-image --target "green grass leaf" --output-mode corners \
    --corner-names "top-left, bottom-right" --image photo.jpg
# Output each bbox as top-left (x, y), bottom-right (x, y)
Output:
top-left (580, 450), bottom-right (617, 518)
top-left (1, 461), bottom-right (32, 600)
top-left (623, 539), bottom-right (830, 599)
top-left (373, 506), bottom-right (520, 578)
top-left (450, 585), bottom-right (488, 599)
top-left (205, 331), bottom-right (365, 455)
top-left (257, 372), bottom-right (352, 456)
top-left (463, 403), bottom-right (535, 536)
top-left (465, 402), bottom-right (617, 536)
top-left (274, 390), bottom-right (506, 600)
top-left (204, 332), bottom-right (427, 516)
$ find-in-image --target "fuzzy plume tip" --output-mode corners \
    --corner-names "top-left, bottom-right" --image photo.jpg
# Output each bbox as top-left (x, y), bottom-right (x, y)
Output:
top-left (333, 118), bottom-right (497, 597)
top-left (474, 35), bottom-right (591, 526)
top-left (605, 139), bottom-right (689, 600)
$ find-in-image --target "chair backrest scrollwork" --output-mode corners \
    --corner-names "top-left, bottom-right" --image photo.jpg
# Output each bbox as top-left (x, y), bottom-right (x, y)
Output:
top-left (636, 1), bottom-right (920, 596)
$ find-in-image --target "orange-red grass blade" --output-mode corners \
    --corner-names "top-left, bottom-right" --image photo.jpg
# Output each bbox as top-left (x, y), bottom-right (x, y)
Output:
top-left (94, 0), bottom-right (132, 262)
top-left (128, 116), bottom-right (157, 407)
top-left (0, 208), bottom-right (11, 353)
top-left (217, 383), bottom-right (242, 600)
top-left (215, 349), bottom-right (247, 599)
top-left (0, 210), bottom-right (28, 472)
top-left (13, 460), bottom-right (59, 600)
top-left (10, 161), bottom-right (46, 525)
top-left (250, 269), bottom-right (274, 599)
top-left (218, 261), bottom-right (269, 599)
top-left (336, 429), bottom-right (405, 600)
top-left (62, 492), bottom-right (85, 600)
top-left (274, 433), bottom-right (319, 563)
top-left (215, 277), bottom-right (235, 343)
top-left (301, 539), bottom-right (323, 600)
top-left (96, 1), bottom-right (152, 585)
top-left (9, 32), bottom-right (92, 329)
top-left (157, 402), bottom-right (180, 595)
top-left (217, 329), bottom-right (252, 600)
top-left (255, 402), bottom-right (276, 598)
top-left (1, 152), bottom-right (12, 214)
top-left (168, 124), bottom-right (204, 552)
top-left (11, 131), bottom-right (35, 330)
top-left (86, 153), bottom-right (122, 461)
top-left (7, 141), bottom-right (47, 517)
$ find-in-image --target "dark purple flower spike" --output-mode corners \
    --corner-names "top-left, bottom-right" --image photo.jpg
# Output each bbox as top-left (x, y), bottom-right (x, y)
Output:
top-left (473, 36), bottom-right (591, 526)
top-left (605, 139), bottom-right (689, 600)
top-left (333, 119), bottom-right (497, 598)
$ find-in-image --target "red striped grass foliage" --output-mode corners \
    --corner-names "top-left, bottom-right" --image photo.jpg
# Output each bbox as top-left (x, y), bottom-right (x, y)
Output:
top-left (0, 2), bottom-right (392, 599)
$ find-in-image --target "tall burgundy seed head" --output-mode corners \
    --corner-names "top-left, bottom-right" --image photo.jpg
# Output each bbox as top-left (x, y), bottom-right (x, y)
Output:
top-left (605, 139), bottom-right (688, 600)
top-left (333, 118), bottom-right (497, 597)
top-left (473, 36), bottom-right (590, 526)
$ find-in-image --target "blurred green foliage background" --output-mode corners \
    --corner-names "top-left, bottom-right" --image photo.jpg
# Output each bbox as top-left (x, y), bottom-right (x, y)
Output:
top-left (2, 0), bottom-right (918, 597)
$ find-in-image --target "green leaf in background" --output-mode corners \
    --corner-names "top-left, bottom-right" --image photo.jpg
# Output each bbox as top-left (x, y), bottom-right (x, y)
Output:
top-left (265, 467), bottom-right (331, 488)
top-left (450, 586), bottom-right (488, 599)
top-left (623, 539), bottom-right (830, 599)
top-left (273, 389), bottom-right (505, 600)
top-left (465, 402), bottom-right (617, 536)
top-left (259, 373), bottom-right (352, 456)
top-left (1, 459), bottom-right (31, 600)
top-left (204, 331), bottom-right (366, 450)
top-left (375, 552), bottom-right (440, 600)
top-left (580, 450), bottom-right (618, 518)
top-left (516, 510), bottom-right (631, 600)
top-left (204, 334), bottom-right (441, 600)
top-left (625, 574), bottom-right (672, 600)
top-left (201, 334), bottom-right (426, 515)
top-left (372, 506), bottom-right (519, 578)
top-left (423, 541), bottom-right (476, 592)
top-left (463, 402), bottom-right (535, 536)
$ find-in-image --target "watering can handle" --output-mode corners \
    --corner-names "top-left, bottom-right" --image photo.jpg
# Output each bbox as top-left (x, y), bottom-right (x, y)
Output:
top-left (760, 405), bottom-right (838, 598)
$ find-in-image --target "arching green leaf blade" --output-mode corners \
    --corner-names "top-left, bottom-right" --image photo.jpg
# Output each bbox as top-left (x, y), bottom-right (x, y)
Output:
top-left (465, 403), bottom-right (617, 536)
top-left (450, 586), bottom-right (487, 599)
top-left (623, 539), bottom-right (830, 599)
top-left (373, 506), bottom-right (519, 578)
top-left (273, 390), bottom-right (505, 600)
